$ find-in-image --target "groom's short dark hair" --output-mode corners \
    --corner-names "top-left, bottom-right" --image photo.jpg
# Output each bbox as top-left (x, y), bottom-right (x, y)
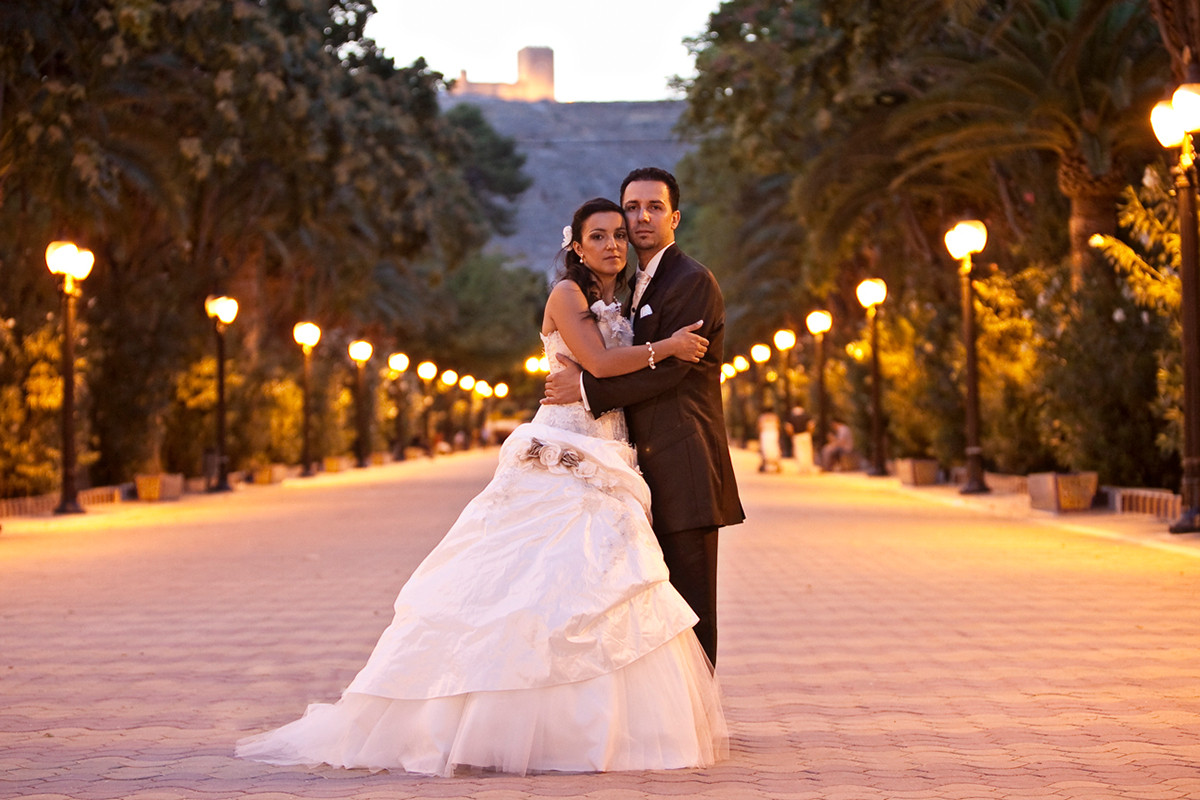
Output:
top-left (621, 167), bottom-right (680, 212)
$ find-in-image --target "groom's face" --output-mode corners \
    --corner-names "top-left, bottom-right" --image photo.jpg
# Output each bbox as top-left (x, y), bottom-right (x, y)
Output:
top-left (622, 180), bottom-right (679, 259)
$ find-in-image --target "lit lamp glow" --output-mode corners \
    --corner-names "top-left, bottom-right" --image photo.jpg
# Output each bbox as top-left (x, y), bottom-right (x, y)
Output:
top-left (205, 294), bottom-right (239, 492)
top-left (857, 279), bottom-right (888, 476)
top-left (494, 382), bottom-right (509, 399)
top-left (387, 352), bottom-right (410, 375)
top-left (46, 241), bottom-right (95, 513)
top-left (945, 220), bottom-right (990, 494)
top-left (292, 321), bottom-right (321, 476)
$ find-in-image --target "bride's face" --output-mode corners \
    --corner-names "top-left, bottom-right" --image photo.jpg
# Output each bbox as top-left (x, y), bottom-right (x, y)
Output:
top-left (573, 211), bottom-right (628, 279)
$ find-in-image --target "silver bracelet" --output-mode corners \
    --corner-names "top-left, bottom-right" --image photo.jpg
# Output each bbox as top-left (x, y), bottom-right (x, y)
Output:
top-left (646, 342), bottom-right (657, 370)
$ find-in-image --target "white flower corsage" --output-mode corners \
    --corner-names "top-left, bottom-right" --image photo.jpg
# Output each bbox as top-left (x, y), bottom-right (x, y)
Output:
top-left (522, 437), bottom-right (600, 482)
top-left (561, 225), bottom-right (572, 248)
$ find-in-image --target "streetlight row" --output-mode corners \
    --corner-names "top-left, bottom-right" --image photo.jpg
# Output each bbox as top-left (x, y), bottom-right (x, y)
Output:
top-left (715, 223), bottom-right (988, 486)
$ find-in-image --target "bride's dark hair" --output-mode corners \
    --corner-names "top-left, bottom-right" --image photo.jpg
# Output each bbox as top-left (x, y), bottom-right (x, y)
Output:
top-left (556, 197), bottom-right (630, 313)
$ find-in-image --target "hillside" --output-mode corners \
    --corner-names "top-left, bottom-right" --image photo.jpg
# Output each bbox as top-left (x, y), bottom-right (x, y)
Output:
top-left (444, 97), bottom-right (695, 277)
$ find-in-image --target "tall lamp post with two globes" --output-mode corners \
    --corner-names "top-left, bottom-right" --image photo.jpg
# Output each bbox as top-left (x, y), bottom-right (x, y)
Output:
top-left (856, 279), bottom-right (888, 476)
top-left (292, 322), bottom-right (321, 476)
top-left (204, 295), bottom-right (239, 492)
top-left (46, 242), bottom-right (94, 514)
top-left (1151, 76), bottom-right (1200, 532)
top-left (944, 221), bottom-right (990, 495)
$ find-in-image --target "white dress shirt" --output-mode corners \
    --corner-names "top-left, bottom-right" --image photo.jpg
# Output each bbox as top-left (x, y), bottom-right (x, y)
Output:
top-left (581, 243), bottom-right (675, 410)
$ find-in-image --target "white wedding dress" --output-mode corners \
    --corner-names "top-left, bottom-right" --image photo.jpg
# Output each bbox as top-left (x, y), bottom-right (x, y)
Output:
top-left (235, 300), bottom-right (729, 776)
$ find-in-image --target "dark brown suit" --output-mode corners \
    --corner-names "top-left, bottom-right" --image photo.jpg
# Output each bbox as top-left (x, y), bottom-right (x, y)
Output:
top-left (582, 245), bottom-right (744, 664)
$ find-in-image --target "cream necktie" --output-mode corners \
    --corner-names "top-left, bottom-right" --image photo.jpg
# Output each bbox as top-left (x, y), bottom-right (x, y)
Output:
top-left (631, 268), bottom-right (652, 309)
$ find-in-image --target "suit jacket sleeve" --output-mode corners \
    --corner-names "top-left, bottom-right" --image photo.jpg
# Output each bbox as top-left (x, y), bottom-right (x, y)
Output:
top-left (582, 263), bottom-right (723, 416)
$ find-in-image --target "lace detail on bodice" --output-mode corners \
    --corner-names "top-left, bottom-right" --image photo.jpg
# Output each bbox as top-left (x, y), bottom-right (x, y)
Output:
top-left (532, 300), bottom-right (632, 443)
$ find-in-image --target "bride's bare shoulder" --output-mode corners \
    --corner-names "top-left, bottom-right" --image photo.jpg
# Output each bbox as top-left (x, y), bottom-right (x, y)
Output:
top-left (543, 280), bottom-right (588, 334)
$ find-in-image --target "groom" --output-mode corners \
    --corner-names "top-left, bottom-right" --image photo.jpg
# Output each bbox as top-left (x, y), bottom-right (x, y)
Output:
top-left (544, 166), bottom-right (744, 666)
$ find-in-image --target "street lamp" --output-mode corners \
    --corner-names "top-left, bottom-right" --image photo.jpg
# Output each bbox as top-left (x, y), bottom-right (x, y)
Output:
top-left (1152, 76), bottom-right (1200, 532)
top-left (857, 279), bottom-right (888, 477)
top-left (292, 322), bottom-right (321, 476)
top-left (945, 220), bottom-right (990, 495)
top-left (204, 294), bottom-right (238, 492)
top-left (773, 328), bottom-right (797, 415)
top-left (416, 360), bottom-right (437, 456)
top-left (45, 241), bottom-right (94, 514)
top-left (387, 352), bottom-right (410, 461)
top-left (348, 339), bottom-right (373, 468)
top-left (805, 310), bottom-right (832, 460)
top-left (750, 342), bottom-right (772, 411)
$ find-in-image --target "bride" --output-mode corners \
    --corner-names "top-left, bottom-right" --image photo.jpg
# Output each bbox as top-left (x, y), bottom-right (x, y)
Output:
top-left (235, 197), bottom-right (729, 776)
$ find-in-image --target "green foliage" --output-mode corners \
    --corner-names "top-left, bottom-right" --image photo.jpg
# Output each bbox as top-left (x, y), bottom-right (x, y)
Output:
top-left (678, 0), bottom-right (1177, 486)
top-left (1091, 162), bottom-right (1190, 476)
top-left (0, 318), bottom-right (94, 498)
top-left (0, 0), bottom-right (531, 490)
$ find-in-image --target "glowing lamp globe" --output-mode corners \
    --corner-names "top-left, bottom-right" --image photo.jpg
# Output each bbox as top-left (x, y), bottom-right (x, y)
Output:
top-left (806, 310), bottom-right (832, 336)
top-left (348, 340), bottom-right (373, 364)
top-left (944, 220), bottom-right (988, 260)
top-left (856, 279), bottom-right (887, 309)
top-left (293, 322), bottom-right (321, 349)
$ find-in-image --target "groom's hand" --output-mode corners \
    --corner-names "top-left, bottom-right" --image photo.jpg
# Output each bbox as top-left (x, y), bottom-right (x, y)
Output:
top-left (542, 354), bottom-right (583, 405)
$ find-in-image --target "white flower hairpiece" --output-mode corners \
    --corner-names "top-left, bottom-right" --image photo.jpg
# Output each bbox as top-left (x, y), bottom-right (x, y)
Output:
top-left (561, 225), bottom-right (572, 249)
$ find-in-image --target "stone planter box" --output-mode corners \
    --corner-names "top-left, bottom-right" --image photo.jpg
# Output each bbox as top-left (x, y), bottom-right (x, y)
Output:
top-left (323, 456), bottom-right (350, 473)
top-left (252, 464), bottom-right (288, 485)
top-left (896, 458), bottom-right (940, 486)
top-left (134, 472), bottom-right (184, 502)
top-left (1028, 471), bottom-right (1099, 512)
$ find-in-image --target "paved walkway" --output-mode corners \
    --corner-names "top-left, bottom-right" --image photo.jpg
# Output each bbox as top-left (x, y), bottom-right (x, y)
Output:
top-left (2, 449), bottom-right (1200, 800)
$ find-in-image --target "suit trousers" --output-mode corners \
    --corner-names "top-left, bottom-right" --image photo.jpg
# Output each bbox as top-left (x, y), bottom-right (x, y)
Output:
top-left (657, 526), bottom-right (720, 667)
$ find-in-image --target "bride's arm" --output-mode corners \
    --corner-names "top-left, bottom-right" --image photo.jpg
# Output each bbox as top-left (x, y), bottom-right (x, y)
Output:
top-left (545, 281), bottom-right (706, 378)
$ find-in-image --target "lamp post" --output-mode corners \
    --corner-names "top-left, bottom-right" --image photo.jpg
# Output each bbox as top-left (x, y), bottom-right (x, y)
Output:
top-left (45, 241), bottom-right (94, 514)
top-left (292, 322), bottom-right (321, 476)
top-left (1152, 76), bottom-right (1200, 532)
top-left (459, 374), bottom-right (476, 447)
top-left (856, 279), bottom-right (888, 476)
top-left (416, 360), bottom-right (437, 456)
top-left (773, 326), bottom-right (797, 416)
top-left (750, 343), bottom-right (772, 412)
top-left (732, 354), bottom-right (752, 447)
top-left (806, 310), bottom-right (832, 461)
top-left (945, 220), bottom-right (990, 495)
top-left (348, 340), bottom-right (373, 468)
top-left (204, 294), bottom-right (238, 492)
top-left (387, 352), bottom-right (410, 460)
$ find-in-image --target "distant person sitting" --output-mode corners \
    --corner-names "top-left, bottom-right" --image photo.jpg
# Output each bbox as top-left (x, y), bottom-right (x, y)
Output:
top-left (821, 420), bottom-right (855, 471)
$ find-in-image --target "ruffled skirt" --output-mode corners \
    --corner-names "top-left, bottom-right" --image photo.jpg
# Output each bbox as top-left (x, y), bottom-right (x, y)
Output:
top-left (236, 422), bottom-right (728, 776)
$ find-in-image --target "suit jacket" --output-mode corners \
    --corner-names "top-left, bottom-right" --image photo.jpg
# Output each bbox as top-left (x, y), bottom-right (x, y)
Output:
top-left (583, 245), bottom-right (745, 535)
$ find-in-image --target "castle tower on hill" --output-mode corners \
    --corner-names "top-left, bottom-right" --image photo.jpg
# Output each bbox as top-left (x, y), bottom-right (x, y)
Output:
top-left (451, 46), bottom-right (554, 102)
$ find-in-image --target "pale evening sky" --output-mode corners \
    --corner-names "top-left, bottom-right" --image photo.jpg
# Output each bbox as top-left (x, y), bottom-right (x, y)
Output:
top-left (364, 0), bottom-right (722, 103)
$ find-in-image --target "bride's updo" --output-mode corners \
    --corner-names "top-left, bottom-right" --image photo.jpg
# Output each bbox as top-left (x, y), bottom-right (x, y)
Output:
top-left (556, 197), bottom-right (630, 312)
